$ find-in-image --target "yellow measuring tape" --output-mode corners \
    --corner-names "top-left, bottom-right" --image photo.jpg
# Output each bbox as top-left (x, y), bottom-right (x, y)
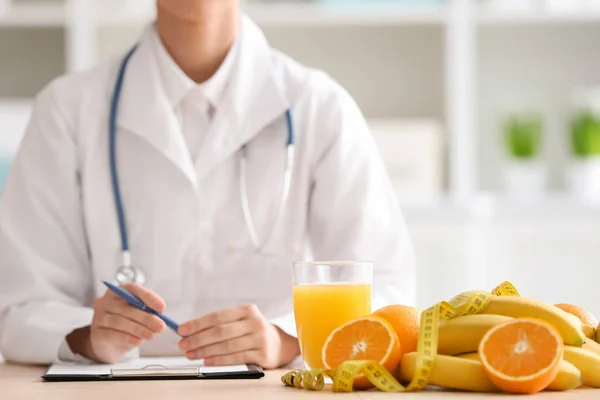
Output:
top-left (281, 281), bottom-right (520, 392)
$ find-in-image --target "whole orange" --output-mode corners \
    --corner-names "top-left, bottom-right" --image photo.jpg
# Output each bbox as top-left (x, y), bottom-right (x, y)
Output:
top-left (372, 304), bottom-right (421, 357)
top-left (555, 303), bottom-right (599, 328)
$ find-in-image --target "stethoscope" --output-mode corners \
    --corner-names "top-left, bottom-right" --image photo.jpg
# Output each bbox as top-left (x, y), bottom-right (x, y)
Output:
top-left (110, 45), bottom-right (295, 285)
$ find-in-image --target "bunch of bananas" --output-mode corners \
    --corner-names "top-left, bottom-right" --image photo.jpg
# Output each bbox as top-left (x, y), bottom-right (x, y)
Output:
top-left (398, 296), bottom-right (600, 392)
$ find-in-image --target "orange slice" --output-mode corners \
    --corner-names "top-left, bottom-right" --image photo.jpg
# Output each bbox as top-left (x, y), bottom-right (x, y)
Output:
top-left (322, 315), bottom-right (402, 390)
top-left (478, 318), bottom-right (564, 394)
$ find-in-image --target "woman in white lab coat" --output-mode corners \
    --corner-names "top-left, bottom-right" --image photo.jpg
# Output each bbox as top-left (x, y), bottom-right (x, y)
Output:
top-left (0, 0), bottom-right (416, 367)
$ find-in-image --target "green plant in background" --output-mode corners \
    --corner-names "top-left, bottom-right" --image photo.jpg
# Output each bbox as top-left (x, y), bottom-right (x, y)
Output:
top-left (570, 111), bottom-right (600, 157)
top-left (503, 113), bottom-right (543, 159)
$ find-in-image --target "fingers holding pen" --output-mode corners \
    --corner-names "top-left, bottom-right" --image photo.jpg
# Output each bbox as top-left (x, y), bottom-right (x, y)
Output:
top-left (97, 311), bottom-right (156, 341)
top-left (86, 286), bottom-right (168, 364)
top-left (106, 297), bottom-right (166, 333)
top-left (120, 283), bottom-right (167, 312)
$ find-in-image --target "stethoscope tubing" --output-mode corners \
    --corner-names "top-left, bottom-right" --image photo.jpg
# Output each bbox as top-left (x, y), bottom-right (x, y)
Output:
top-left (110, 45), bottom-right (138, 269)
top-left (110, 45), bottom-right (295, 284)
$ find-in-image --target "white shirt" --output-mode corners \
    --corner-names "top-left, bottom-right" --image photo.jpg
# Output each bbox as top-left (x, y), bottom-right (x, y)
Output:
top-left (150, 25), bottom-right (239, 161)
top-left (57, 26), bottom-right (241, 363)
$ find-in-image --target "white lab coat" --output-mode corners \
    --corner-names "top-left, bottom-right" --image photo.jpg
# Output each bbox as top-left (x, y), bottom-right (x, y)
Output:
top-left (0, 15), bottom-right (416, 364)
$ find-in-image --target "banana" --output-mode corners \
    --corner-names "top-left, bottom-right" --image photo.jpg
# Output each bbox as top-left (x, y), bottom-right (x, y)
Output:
top-left (549, 359), bottom-right (584, 392)
top-left (397, 352), bottom-right (500, 392)
top-left (481, 296), bottom-right (586, 346)
top-left (455, 353), bottom-right (582, 392)
top-left (455, 352), bottom-right (481, 361)
top-left (437, 314), bottom-right (513, 356)
top-left (583, 338), bottom-right (600, 357)
top-left (581, 324), bottom-right (596, 340)
top-left (563, 346), bottom-right (600, 388)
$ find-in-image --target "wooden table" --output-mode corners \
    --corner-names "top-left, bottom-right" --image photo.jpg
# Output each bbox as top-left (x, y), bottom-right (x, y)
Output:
top-left (2, 362), bottom-right (600, 399)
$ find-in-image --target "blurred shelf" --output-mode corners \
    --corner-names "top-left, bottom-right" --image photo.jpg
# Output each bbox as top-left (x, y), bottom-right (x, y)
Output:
top-left (401, 196), bottom-right (475, 224)
top-left (0, 3), bottom-right (66, 28)
top-left (244, 2), bottom-right (448, 26)
top-left (470, 191), bottom-right (600, 221)
top-left (6, 1), bottom-right (600, 29)
top-left (95, 4), bottom-right (155, 27)
top-left (399, 191), bottom-right (600, 224)
top-left (95, 1), bottom-right (447, 27)
top-left (476, 7), bottom-right (600, 25)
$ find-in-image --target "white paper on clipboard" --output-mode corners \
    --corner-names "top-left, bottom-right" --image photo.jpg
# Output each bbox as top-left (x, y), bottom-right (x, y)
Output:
top-left (45, 357), bottom-right (249, 377)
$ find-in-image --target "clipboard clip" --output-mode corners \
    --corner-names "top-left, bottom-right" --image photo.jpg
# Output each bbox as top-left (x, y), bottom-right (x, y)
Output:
top-left (141, 364), bottom-right (169, 370)
top-left (110, 364), bottom-right (202, 378)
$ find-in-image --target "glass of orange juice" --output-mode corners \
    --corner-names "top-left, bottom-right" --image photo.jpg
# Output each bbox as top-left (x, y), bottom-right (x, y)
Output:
top-left (292, 261), bottom-right (372, 370)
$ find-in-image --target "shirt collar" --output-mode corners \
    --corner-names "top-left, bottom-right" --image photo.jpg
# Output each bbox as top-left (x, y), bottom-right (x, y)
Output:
top-left (150, 25), bottom-right (239, 110)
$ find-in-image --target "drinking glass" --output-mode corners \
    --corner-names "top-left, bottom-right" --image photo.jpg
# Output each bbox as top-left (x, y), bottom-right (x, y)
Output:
top-left (292, 261), bottom-right (372, 370)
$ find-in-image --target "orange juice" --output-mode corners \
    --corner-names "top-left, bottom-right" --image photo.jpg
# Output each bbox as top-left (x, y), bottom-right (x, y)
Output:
top-left (292, 283), bottom-right (371, 369)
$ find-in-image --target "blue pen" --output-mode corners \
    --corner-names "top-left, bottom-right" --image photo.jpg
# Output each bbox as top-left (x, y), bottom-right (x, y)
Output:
top-left (102, 281), bottom-right (181, 336)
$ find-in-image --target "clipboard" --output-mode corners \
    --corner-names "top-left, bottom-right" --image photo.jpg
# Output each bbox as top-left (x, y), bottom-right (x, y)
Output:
top-left (41, 357), bottom-right (264, 382)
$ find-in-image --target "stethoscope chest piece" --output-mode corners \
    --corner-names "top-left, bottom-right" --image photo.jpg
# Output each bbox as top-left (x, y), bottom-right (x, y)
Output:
top-left (115, 264), bottom-right (145, 286)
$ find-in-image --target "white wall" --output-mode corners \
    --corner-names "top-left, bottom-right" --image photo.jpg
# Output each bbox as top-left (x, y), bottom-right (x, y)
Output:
top-left (406, 208), bottom-right (600, 317)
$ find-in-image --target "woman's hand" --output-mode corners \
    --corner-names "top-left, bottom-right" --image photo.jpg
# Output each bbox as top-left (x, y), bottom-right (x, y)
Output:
top-left (67, 283), bottom-right (166, 364)
top-left (178, 304), bottom-right (300, 369)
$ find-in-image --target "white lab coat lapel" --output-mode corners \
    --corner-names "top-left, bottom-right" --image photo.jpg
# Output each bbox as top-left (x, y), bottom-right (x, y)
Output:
top-left (194, 16), bottom-right (289, 180)
top-left (115, 28), bottom-right (198, 189)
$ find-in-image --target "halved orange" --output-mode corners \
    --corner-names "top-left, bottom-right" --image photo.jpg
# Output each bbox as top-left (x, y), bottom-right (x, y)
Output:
top-left (322, 315), bottom-right (402, 390)
top-left (478, 318), bottom-right (564, 394)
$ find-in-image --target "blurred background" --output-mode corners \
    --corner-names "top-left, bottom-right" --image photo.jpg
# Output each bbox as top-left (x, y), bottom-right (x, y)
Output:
top-left (1, 0), bottom-right (600, 315)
